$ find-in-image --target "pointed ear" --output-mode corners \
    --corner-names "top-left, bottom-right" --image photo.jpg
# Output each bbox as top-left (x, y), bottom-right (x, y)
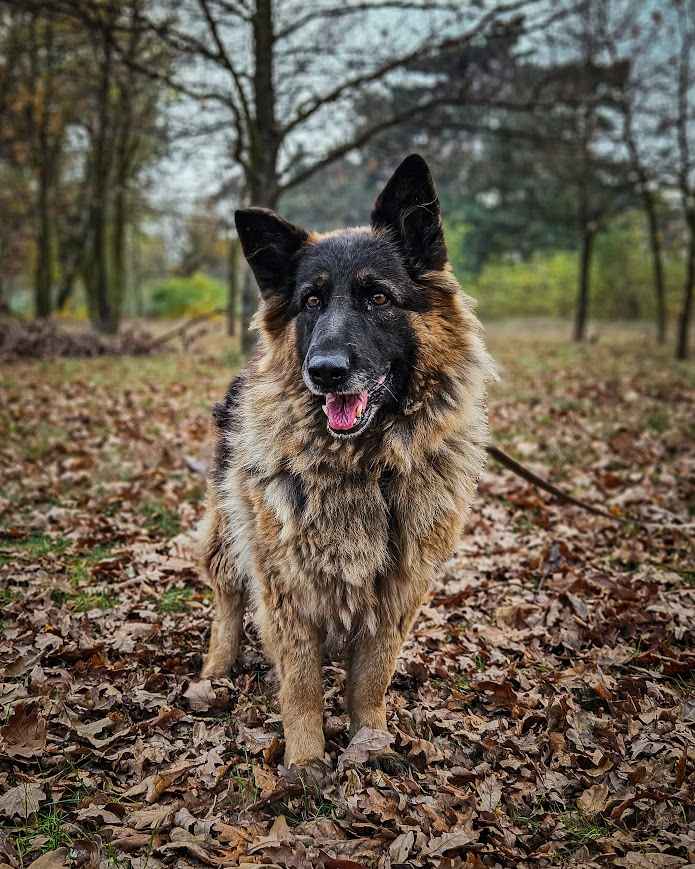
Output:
top-left (235, 207), bottom-right (309, 297)
top-left (371, 154), bottom-right (447, 276)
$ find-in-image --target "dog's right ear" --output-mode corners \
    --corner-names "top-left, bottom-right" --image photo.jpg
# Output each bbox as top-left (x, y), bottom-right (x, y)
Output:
top-left (235, 208), bottom-right (309, 298)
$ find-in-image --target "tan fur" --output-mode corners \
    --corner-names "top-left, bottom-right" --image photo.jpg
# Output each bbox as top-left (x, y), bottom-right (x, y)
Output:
top-left (201, 263), bottom-right (494, 767)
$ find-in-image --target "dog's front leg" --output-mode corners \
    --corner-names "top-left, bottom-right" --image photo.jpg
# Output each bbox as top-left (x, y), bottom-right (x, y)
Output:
top-left (260, 607), bottom-right (325, 768)
top-left (202, 584), bottom-right (245, 678)
top-left (346, 585), bottom-right (425, 737)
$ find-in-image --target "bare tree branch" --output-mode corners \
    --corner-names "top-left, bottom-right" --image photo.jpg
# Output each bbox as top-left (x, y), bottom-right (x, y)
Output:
top-left (278, 0), bottom-right (548, 138)
top-left (276, 1), bottom-right (464, 41)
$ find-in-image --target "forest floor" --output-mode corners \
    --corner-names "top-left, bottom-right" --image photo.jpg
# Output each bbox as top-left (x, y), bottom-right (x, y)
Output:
top-left (1, 320), bottom-right (694, 869)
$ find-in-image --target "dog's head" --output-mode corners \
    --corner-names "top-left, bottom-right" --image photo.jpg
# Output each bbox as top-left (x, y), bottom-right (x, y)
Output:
top-left (235, 154), bottom-right (452, 439)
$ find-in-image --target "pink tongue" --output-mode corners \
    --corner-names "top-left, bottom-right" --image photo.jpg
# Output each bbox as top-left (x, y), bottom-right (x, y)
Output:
top-left (325, 391), bottom-right (368, 431)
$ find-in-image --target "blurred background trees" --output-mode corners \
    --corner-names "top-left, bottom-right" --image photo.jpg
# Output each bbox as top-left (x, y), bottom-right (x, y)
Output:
top-left (0, 0), bottom-right (693, 358)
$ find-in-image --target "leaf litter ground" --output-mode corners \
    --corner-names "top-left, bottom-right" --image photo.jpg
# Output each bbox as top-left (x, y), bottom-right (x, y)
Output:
top-left (0, 322), bottom-right (693, 869)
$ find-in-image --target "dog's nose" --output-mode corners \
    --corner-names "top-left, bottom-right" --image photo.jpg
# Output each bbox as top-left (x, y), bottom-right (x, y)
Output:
top-left (307, 352), bottom-right (351, 389)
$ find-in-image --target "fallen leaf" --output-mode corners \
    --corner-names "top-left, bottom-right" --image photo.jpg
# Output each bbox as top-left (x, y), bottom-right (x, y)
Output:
top-left (26, 850), bottom-right (68, 869)
top-left (577, 783), bottom-right (610, 816)
top-left (425, 829), bottom-right (477, 856)
top-left (614, 854), bottom-right (686, 868)
top-left (183, 679), bottom-right (217, 711)
top-left (338, 727), bottom-right (394, 769)
top-left (389, 830), bottom-right (414, 863)
top-left (0, 782), bottom-right (45, 820)
top-left (476, 774), bottom-right (502, 811)
top-left (0, 702), bottom-right (46, 758)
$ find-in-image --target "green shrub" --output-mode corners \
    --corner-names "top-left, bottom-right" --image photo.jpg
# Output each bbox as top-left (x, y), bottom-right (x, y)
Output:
top-left (450, 210), bottom-right (686, 321)
top-left (145, 273), bottom-right (225, 318)
top-left (462, 250), bottom-right (578, 320)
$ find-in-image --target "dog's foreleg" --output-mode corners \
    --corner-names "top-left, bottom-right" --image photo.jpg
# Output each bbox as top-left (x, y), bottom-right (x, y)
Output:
top-left (202, 584), bottom-right (245, 678)
top-left (261, 609), bottom-right (325, 767)
top-left (346, 590), bottom-right (424, 737)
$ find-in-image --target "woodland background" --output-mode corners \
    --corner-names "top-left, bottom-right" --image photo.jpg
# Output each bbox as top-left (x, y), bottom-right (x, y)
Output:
top-left (0, 0), bottom-right (694, 357)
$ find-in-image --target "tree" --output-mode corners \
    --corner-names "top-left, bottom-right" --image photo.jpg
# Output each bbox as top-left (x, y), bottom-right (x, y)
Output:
top-left (543, 4), bottom-right (634, 342)
top-left (0, 8), bottom-right (77, 317)
top-left (145, 0), bottom-right (559, 352)
top-left (669, 1), bottom-right (695, 360)
top-left (598, 1), bottom-right (670, 344)
top-left (0, 0), bottom-right (173, 330)
top-left (80, 0), bottom-right (171, 333)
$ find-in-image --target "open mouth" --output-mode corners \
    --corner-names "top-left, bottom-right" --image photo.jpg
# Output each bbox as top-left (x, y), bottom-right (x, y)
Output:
top-left (323, 391), bottom-right (369, 432)
top-left (320, 374), bottom-right (387, 437)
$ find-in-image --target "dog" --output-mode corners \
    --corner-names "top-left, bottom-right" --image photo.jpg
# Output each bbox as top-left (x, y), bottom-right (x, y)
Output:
top-left (200, 154), bottom-right (494, 773)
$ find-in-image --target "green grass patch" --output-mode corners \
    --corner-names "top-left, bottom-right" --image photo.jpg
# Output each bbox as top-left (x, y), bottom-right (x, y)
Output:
top-left (224, 762), bottom-right (261, 810)
top-left (142, 502), bottom-right (181, 538)
top-left (0, 587), bottom-right (14, 604)
top-left (158, 586), bottom-right (194, 613)
top-left (10, 534), bottom-right (71, 558)
top-left (561, 811), bottom-right (609, 846)
top-left (14, 807), bottom-right (73, 862)
top-left (674, 569), bottom-right (695, 588)
top-left (68, 545), bottom-right (114, 587)
top-left (644, 408), bottom-right (670, 433)
top-left (71, 591), bottom-right (118, 612)
top-left (50, 588), bottom-right (118, 611)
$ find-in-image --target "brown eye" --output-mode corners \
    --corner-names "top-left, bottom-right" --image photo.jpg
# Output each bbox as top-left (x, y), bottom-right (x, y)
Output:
top-left (305, 295), bottom-right (321, 309)
top-left (371, 292), bottom-right (388, 306)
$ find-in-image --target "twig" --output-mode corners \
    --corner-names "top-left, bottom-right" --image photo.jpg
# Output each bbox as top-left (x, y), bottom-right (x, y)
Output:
top-left (486, 445), bottom-right (695, 531)
top-left (144, 308), bottom-right (224, 352)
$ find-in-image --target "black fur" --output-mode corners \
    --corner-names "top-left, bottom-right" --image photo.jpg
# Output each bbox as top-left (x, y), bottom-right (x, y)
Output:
top-left (212, 373), bottom-right (244, 486)
top-left (371, 154), bottom-right (448, 278)
top-left (293, 230), bottom-right (420, 411)
top-left (235, 208), bottom-right (308, 298)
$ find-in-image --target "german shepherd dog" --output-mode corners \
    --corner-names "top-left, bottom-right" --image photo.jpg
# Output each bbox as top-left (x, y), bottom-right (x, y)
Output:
top-left (201, 155), bottom-right (494, 773)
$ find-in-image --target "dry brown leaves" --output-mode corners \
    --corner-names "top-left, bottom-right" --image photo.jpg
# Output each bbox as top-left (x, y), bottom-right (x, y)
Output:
top-left (0, 318), bottom-right (161, 361)
top-left (0, 326), bottom-right (693, 868)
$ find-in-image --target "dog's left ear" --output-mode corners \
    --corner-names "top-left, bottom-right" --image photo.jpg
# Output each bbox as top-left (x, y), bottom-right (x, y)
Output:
top-left (371, 154), bottom-right (447, 276)
top-left (235, 207), bottom-right (309, 298)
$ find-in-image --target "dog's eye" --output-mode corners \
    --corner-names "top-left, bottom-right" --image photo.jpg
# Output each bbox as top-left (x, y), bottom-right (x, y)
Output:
top-left (371, 293), bottom-right (389, 306)
top-left (305, 295), bottom-right (321, 309)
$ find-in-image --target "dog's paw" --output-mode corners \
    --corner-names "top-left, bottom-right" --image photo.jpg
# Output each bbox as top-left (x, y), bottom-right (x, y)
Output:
top-left (200, 659), bottom-right (233, 679)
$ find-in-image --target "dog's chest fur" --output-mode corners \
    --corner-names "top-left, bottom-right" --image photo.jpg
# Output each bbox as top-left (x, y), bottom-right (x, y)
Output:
top-left (213, 370), bottom-right (483, 648)
top-left (262, 464), bottom-right (390, 639)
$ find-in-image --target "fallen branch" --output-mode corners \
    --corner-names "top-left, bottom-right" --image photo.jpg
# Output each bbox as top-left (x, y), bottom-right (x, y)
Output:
top-left (486, 444), bottom-right (695, 531)
top-left (144, 308), bottom-right (224, 352)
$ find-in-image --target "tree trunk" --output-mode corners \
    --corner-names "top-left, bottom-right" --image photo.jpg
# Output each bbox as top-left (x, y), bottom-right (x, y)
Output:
top-left (35, 159), bottom-right (52, 318)
top-left (56, 280), bottom-right (74, 311)
top-left (111, 179), bottom-right (127, 331)
top-left (643, 190), bottom-right (667, 345)
top-left (131, 222), bottom-right (144, 317)
top-left (240, 0), bottom-right (280, 355)
top-left (227, 236), bottom-right (240, 336)
top-left (573, 227), bottom-right (594, 342)
top-left (109, 2), bottom-right (139, 334)
top-left (87, 27), bottom-right (115, 334)
top-left (676, 217), bottom-right (695, 360)
top-left (0, 274), bottom-right (8, 315)
top-left (32, 16), bottom-right (56, 319)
